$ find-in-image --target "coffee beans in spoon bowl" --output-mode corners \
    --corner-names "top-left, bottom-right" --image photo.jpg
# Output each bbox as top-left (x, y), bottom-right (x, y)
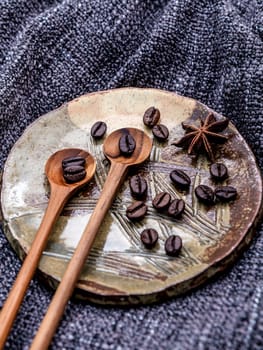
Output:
top-left (62, 156), bottom-right (87, 183)
top-left (2, 87), bottom-right (262, 306)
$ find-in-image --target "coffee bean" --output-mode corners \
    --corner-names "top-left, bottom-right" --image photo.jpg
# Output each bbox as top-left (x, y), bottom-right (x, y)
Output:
top-left (215, 186), bottom-right (237, 202)
top-left (63, 163), bottom-right (86, 183)
top-left (119, 133), bottom-right (136, 156)
top-left (62, 156), bottom-right (86, 169)
top-left (91, 121), bottom-right (107, 139)
top-left (143, 106), bottom-right (160, 127)
top-left (165, 235), bottom-right (182, 256)
top-left (195, 185), bottom-right (214, 205)
top-left (168, 199), bottom-right (185, 218)
top-left (140, 228), bottom-right (158, 248)
top-left (170, 169), bottom-right (191, 189)
top-left (152, 124), bottom-right (169, 141)
top-left (210, 163), bottom-right (228, 181)
top-left (63, 165), bottom-right (85, 174)
top-left (63, 169), bottom-right (86, 183)
top-left (129, 175), bottom-right (147, 199)
top-left (152, 192), bottom-right (171, 211)
top-left (126, 201), bottom-right (147, 221)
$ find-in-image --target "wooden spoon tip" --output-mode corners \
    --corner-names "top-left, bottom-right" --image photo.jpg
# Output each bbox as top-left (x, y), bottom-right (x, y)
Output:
top-left (45, 148), bottom-right (96, 187)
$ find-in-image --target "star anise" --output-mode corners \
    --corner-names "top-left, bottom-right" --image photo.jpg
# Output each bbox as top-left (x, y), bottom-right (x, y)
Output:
top-left (173, 113), bottom-right (229, 161)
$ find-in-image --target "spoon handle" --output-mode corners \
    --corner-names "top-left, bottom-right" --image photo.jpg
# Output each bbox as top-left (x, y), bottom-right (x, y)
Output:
top-left (30, 162), bottom-right (128, 350)
top-left (0, 185), bottom-right (71, 349)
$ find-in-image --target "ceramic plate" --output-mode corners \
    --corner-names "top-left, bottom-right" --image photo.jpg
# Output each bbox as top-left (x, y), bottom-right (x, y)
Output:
top-left (1, 88), bottom-right (262, 305)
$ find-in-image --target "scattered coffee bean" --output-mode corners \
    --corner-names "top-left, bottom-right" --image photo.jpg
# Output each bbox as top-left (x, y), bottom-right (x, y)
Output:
top-left (168, 199), bottom-right (185, 218)
top-left (62, 156), bottom-right (86, 169)
top-left (119, 133), bottom-right (136, 156)
top-left (140, 228), bottom-right (158, 248)
top-left (152, 124), bottom-right (169, 141)
top-left (165, 235), bottom-right (182, 257)
top-left (215, 186), bottom-right (237, 202)
top-left (126, 201), bottom-right (147, 221)
top-left (170, 169), bottom-right (191, 189)
top-left (152, 192), bottom-right (171, 211)
top-left (91, 121), bottom-right (107, 139)
top-left (210, 163), bottom-right (228, 181)
top-left (143, 106), bottom-right (160, 127)
top-left (129, 175), bottom-right (147, 199)
top-left (195, 185), bottom-right (214, 205)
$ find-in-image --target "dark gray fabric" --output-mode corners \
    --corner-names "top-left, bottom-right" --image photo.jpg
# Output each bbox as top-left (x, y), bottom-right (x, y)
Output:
top-left (0, 0), bottom-right (262, 349)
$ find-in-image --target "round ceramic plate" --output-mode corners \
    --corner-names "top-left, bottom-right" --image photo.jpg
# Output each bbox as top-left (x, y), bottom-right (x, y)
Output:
top-left (1, 88), bottom-right (262, 305)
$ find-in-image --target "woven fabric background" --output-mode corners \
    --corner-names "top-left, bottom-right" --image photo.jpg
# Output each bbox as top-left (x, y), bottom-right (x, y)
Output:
top-left (0, 0), bottom-right (262, 349)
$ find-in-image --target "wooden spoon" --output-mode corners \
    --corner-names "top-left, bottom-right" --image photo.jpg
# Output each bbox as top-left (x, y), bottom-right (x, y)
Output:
top-left (0, 148), bottom-right (96, 349)
top-left (30, 128), bottom-right (152, 350)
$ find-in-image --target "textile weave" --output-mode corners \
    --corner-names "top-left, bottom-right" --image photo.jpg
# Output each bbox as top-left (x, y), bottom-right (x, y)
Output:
top-left (0, 1), bottom-right (262, 349)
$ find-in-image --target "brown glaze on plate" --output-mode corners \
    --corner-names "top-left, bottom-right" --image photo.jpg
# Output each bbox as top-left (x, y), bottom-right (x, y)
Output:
top-left (1, 88), bottom-right (262, 305)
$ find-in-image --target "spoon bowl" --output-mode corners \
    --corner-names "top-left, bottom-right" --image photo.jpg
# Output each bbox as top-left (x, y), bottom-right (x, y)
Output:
top-left (103, 128), bottom-right (152, 166)
top-left (45, 148), bottom-right (96, 188)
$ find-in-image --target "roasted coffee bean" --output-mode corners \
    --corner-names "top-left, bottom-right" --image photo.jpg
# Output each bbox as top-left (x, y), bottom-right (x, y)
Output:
top-left (170, 169), bottom-right (191, 189)
top-left (140, 228), bottom-right (158, 248)
top-left (126, 201), bottom-right (147, 221)
top-left (143, 106), bottom-right (160, 127)
top-left (63, 169), bottom-right (86, 183)
top-left (152, 192), bottom-right (171, 210)
top-left (63, 164), bottom-right (86, 183)
top-left (152, 124), bottom-right (169, 141)
top-left (195, 185), bottom-right (214, 205)
top-left (165, 235), bottom-right (182, 257)
top-left (215, 186), bottom-right (237, 202)
top-left (63, 165), bottom-right (85, 174)
top-left (119, 133), bottom-right (136, 156)
top-left (168, 199), bottom-right (185, 218)
top-left (210, 163), bottom-right (228, 181)
top-left (91, 121), bottom-right (107, 139)
top-left (129, 175), bottom-right (147, 199)
top-left (62, 156), bottom-right (86, 169)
